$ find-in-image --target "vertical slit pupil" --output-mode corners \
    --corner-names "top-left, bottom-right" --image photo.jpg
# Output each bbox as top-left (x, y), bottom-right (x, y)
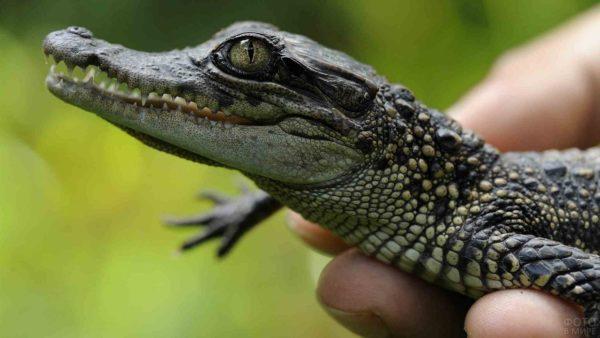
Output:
top-left (247, 40), bottom-right (255, 63)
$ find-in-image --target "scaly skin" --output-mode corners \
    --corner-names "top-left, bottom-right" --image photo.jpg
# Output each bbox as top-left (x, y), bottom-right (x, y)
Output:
top-left (44, 23), bottom-right (600, 336)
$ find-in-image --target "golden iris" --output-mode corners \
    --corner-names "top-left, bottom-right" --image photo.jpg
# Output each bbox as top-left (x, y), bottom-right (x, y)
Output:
top-left (229, 38), bottom-right (270, 73)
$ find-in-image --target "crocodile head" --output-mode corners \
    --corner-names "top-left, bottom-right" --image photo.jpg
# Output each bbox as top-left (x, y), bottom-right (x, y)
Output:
top-left (44, 22), bottom-right (416, 186)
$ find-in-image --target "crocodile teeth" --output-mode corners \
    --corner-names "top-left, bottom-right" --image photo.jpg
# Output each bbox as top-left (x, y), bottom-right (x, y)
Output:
top-left (83, 67), bottom-right (95, 83)
top-left (174, 96), bottom-right (186, 106)
top-left (46, 54), bottom-right (253, 125)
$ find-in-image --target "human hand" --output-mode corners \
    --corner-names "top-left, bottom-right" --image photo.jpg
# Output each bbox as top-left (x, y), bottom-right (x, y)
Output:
top-left (287, 6), bottom-right (600, 338)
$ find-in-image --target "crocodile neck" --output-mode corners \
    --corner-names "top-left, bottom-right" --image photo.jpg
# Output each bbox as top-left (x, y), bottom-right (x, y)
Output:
top-left (253, 90), bottom-right (501, 252)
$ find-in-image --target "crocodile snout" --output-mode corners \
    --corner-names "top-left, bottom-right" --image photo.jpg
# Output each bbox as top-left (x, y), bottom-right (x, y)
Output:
top-left (43, 27), bottom-right (103, 68)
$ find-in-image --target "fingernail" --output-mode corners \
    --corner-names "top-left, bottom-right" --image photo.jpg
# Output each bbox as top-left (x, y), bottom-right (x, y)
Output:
top-left (286, 212), bottom-right (312, 240)
top-left (285, 211), bottom-right (299, 229)
top-left (285, 211), bottom-right (297, 224)
top-left (323, 306), bottom-right (392, 338)
top-left (446, 107), bottom-right (461, 118)
top-left (286, 212), bottom-right (314, 241)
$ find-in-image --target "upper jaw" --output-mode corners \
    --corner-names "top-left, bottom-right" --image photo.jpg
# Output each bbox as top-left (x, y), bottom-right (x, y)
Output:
top-left (43, 26), bottom-right (364, 135)
top-left (43, 26), bottom-right (231, 119)
top-left (42, 26), bottom-right (203, 95)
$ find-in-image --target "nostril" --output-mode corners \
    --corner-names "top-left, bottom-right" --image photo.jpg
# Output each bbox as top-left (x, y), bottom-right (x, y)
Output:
top-left (67, 26), bottom-right (93, 39)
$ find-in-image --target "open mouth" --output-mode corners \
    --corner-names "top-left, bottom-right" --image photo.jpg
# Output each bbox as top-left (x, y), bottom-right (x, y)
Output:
top-left (45, 55), bottom-right (252, 126)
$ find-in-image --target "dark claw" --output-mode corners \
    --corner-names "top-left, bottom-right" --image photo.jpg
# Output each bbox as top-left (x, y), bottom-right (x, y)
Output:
top-left (217, 222), bottom-right (246, 257)
top-left (179, 224), bottom-right (225, 251)
top-left (196, 190), bottom-right (230, 205)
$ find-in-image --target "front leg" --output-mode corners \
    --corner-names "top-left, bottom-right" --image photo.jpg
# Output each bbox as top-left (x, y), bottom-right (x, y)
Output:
top-left (461, 231), bottom-right (600, 337)
top-left (165, 189), bottom-right (281, 257)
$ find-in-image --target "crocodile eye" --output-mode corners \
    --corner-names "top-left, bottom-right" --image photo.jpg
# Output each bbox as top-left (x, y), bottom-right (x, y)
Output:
top-left (229, 38), bottom-right (271, 73)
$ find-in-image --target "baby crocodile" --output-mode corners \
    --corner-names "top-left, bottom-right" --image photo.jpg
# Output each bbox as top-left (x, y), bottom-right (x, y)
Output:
top-left (44, 22), bottom-right (600, 336)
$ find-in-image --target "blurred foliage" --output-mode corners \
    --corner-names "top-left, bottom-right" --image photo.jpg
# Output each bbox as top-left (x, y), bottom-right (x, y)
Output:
top-left (0, 1), bottom-right (596, 337)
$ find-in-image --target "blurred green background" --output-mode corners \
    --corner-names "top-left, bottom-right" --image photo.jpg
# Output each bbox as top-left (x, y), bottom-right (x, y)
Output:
top-left (0, 1), bottom-right (596, 337)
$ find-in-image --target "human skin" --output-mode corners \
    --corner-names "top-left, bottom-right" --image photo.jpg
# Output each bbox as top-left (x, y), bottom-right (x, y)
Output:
top-left (287, 6), bottom-right (600, 338)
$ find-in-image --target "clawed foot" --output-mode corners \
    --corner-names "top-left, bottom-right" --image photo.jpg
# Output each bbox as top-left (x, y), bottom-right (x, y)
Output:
top-left (164, 187), bottom-right (281, 257)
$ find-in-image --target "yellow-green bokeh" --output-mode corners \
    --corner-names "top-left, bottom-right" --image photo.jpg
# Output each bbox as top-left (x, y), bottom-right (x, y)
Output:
top-left (0, 1), bottom-right (595, 337)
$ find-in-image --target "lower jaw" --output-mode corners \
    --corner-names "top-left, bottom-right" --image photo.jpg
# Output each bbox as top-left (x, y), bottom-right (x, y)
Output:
top-left (45, 72), bottom-right (286, 178)
top-left (118, 125), bottom-right (225, 166)
top-left (46, 72), bottom-right (243, 166)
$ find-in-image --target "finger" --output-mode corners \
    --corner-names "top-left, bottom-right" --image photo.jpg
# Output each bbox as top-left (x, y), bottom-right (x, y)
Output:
top-left (317, 249), bottom-right (471, 338)
top-left (450, 6), bottom-right (600, 152)
top-left (465, 289), bottom-right (583, 338)
top-left (286, 211), bottom-right (350, 255)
